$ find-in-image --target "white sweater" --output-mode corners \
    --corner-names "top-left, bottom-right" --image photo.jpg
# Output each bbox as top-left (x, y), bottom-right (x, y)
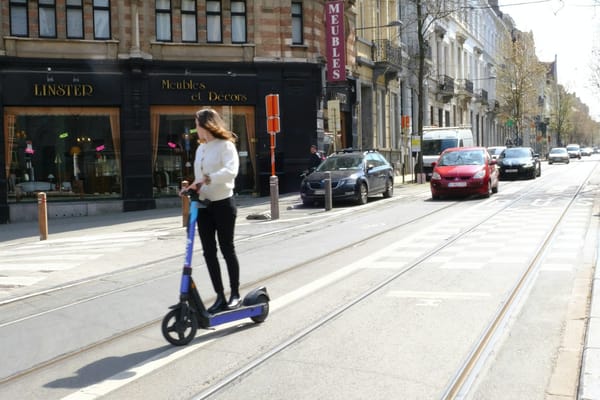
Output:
top-left (193, 139), bottom-right (239, 202)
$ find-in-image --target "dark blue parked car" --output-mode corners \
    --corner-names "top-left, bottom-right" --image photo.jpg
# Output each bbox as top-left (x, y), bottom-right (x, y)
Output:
top-left (300, 149), bottom-right (394, 206)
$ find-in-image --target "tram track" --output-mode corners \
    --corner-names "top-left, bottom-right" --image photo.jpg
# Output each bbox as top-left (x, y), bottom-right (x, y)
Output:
top-left (1, 160), bottom-right (596, 399)
top-left (186, 162), bottom-right (598, 400)
top-left (0, 189), bottom-right (457, 386)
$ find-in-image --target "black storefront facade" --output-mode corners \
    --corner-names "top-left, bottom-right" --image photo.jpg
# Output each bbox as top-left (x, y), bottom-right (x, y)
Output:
top-left (0, 58), bottom-right (322, 224)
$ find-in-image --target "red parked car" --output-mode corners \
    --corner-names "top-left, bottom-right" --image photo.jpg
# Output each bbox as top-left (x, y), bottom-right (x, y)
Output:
top-left (430, 147), bottom-right (499, 200)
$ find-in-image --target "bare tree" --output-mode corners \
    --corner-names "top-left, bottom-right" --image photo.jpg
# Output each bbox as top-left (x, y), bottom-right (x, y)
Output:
top-left (550, 84), bottom-right (573, 147)
top-left (496, 30), bottom-right (546, 146)
top-left (403, 0), bottom-right (463, 176)
top-left (591, 48), bottom-right (600, 96)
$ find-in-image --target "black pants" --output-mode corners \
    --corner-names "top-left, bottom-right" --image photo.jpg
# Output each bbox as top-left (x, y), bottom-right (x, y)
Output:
top-left (197, 196), bottom-right (240, 295)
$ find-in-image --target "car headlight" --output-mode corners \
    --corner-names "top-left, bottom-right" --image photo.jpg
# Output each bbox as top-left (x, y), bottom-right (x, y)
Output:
top-left (339, 177), bottom-right (357, 185)
top-left (523, 162), bottom-right (533, 168)
top-left (431, 171), bottom-right (441, 180)
top-left (472, 169), bottom-right (485, 179)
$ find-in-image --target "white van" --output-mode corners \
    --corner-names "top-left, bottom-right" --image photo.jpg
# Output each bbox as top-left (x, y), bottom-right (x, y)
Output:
top-left (419, 126), bottom-right (474, 179)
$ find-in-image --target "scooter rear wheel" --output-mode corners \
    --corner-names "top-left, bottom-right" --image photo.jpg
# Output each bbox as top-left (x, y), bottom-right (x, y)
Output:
top-left (162, 307), bottom-right (198, 346)
top-left (250, 294), bottom-right (269, 323)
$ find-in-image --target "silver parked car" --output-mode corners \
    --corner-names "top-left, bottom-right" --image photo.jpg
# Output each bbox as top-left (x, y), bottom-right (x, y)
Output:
top-left (487, 146), bottom-right (506, 160)
top-left (548, 147), bottom-right (569, 164)
top-left (566, 144), bottom-right (581, 159)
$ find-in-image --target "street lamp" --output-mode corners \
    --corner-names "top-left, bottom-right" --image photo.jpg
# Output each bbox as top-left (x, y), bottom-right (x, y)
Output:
top-left (355, 19), bottom-right (403, 32)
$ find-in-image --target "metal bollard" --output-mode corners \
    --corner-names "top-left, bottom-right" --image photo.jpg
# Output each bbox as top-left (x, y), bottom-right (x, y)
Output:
top-left (269, 175), bottom-right (279, 220)
top-left (324, 171), bottom-right (332, 211)
top-left (37, 192), bottom-right (48, 241)
top-left (181, 180), bottom-right (189, 227)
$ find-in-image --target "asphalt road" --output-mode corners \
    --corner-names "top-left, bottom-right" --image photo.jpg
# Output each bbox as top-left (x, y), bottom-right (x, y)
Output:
top-left (0, 159), bottom-right (599, 399)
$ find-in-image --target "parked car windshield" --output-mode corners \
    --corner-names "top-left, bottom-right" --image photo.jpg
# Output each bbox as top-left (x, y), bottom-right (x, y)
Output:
top-left (438, 150), bottom-right (484, 166)
top-left (550, 148), bottom-right (567, 154)
top-left (502, 148), bottom-right (531, 158)
top-left (316, 155), bottom-right (363, 171)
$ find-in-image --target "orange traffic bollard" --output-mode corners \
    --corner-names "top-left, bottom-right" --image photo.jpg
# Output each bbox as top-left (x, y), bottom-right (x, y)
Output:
top-left (37, 192), bottom-right (48, 240)
top-left (181, 180), bottom-right (189, 227)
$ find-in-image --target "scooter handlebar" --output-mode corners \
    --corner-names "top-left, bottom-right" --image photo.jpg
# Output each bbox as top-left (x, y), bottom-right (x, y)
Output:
top-left (185, 189), bottom-right (200, 201)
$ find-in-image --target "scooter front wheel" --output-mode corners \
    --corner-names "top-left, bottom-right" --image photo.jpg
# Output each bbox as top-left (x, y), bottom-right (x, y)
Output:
top-left (162, 307), bottom-right (198, 346)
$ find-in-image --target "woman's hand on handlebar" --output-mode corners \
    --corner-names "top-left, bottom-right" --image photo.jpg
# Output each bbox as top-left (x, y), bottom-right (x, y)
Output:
top-left (179, 183), bottom-right (199, 197)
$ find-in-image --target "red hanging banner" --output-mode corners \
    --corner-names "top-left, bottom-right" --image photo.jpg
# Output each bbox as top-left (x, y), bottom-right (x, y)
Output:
top-left (325, 1), bottom-right (346, 82)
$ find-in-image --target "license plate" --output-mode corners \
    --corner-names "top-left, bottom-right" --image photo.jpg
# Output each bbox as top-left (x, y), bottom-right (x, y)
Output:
top-left (448, 182), bottom-right (467, 187)
top-left (506, 169), bottom-right (518, 173)
top-left (314, 189), bottom-right (325, 195)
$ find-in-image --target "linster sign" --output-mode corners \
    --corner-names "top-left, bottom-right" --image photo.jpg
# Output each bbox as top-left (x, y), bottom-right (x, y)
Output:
top-left (325, 1), bottom-right (346, 82)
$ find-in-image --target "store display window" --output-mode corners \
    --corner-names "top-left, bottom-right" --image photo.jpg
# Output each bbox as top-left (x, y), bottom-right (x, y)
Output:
top-left (150, 106), bottom-right (256, 196)
top-left (4, 107), bottom-right (120, 202)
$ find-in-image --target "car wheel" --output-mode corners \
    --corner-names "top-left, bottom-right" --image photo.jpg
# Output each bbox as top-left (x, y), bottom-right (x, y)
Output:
top-left (492, 180), bottom-right (498, 194)
top-left (567, 160), bottom-right (570, 164)
top-left (431, 192), bottom-right (440, 200)
top-left (382, 178), bottom-right (393, 198)
top-left (549, 161), bottom-right (553, 165)
top-left (483, 181), bottom-right (491, 198)
top-left (537, 164), bottom-right (541, 177)
top-left (355, 182), bottom-right (368, 205)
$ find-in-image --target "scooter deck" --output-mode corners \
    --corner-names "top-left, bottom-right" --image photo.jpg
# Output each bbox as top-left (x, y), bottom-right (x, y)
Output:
top-left (207, 304), bottom-right (268, 327)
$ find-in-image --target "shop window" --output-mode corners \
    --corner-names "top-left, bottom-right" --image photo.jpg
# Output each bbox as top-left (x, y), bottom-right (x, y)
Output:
top-left (291, 2), bottom-right (303, 45)
top-left (206, 1), bottom-right (222, 43)
top-left (93, 0), bottom-right (111, 40)
top-left (4, 108), bottom-right (121, 202)
top-left (39, 0), bottom-right (57, 38)
top-left (231, 1), bottom-right (246, 44)
top-left (10, 0), bottom-right (28, 37)
top-left (150, 106), bottom-right (255, 196)
top-left (181, 0), bottom-right (197, 42)
top-left (66, 0), bottom-right (84, 39)
top-left (156, 0), bottom-right (172, 42)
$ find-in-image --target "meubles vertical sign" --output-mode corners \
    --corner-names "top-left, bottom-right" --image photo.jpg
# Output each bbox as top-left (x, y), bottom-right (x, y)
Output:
top-left (325, 1), bottom-right (346, 82)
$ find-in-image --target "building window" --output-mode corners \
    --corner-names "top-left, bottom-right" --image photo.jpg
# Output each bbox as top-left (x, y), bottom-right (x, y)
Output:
top-left (39, 0), bottom-right (57, 38)
top-left (66, 0), bottom-right (84, 39)
top-left (231, 1), bottom-right (246, 44)
top-left (93, 0), bottom-right (111, 40)
top-left (181, 0), bottom-right (197, 42)
top-left (206, 1), bottom-right (222, 43)
top-left (292, 3), bottom-right (304, 44)
top-left (5, 108), bottom-right (122, 203)
top-left (150, 106), bottom-right (256, 197)
top-left (291, 2), bottom-right (303, 44)
top-left (9, 0), bottom-right (28, 37)
top-left (156, 0), bottom-right (172, 42)
top-left (377, 90), bottom-right (386, 148)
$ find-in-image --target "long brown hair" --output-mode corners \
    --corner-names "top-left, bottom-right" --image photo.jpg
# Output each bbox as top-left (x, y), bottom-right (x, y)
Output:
top-left (195, 108), bottom-right (237, 143)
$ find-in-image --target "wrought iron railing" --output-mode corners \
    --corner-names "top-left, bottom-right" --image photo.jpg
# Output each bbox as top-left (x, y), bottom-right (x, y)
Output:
top-left (372, 39), bottom-right (402, 67)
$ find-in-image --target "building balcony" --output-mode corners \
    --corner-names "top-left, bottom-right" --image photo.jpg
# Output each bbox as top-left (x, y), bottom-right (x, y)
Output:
top-left (372, 39), bottom-right (402, 82)
top-left (477, 89), bottom-right (489, 105)
top-left (371, 39), bottom-right (401, 67)
top-left (437, 75), bottom-right (454, 102)
top-left (455, 78), bottom-right (474, 104)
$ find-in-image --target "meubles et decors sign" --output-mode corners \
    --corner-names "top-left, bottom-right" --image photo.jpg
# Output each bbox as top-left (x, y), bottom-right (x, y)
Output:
top-left (160, 79), bottom-right (249, 103)
top-left (325, 1), bottom-right (346, 82)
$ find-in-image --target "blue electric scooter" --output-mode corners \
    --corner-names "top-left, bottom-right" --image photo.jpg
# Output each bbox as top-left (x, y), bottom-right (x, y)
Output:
top-left (161, 190), bottom-right (269, 346)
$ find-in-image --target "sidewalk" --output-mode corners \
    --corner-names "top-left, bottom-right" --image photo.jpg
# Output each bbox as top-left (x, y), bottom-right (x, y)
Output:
top-left (0, 192), bottom-right (305, 247)
top-left (0, 174), bottom-right (418, 247)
